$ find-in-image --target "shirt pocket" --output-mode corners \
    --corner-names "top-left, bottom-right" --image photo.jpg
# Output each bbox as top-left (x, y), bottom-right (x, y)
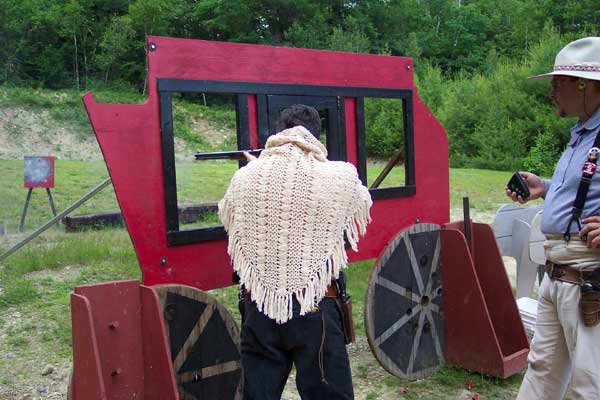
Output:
top-left (551, 147), bottom-right (577, 191)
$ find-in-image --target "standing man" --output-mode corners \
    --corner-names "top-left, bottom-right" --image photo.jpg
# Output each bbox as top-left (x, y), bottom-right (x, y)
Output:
top-left (219, 104), bottom-right (372, 399)
top-left (505, 37), bottom-right (600, 400)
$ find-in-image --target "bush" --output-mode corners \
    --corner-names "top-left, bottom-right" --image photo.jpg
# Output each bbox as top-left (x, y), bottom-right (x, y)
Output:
top-left (364, 98), bottom-right (404, 158)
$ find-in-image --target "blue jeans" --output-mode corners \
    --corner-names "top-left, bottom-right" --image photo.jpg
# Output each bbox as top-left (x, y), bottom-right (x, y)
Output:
top-left (240, 296), bottom-right (353, 400)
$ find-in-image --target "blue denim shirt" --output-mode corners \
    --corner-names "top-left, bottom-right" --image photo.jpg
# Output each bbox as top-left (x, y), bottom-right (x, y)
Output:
top-left (541, 107), bottom-right (600, 234)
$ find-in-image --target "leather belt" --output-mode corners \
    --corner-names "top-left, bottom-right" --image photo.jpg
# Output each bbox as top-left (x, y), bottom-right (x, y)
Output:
top-left (545, 261), bottom-right (600, 285)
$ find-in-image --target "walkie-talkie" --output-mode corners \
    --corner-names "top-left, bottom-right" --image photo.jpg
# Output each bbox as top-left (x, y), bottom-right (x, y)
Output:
top-left (507, 172), bottom-right (530, 200)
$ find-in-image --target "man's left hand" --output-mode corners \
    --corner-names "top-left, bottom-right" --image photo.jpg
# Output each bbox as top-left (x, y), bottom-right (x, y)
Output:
top-left (580, 216), bottom-right (600, 248)
top-left (243, 152), bottom-right (257, 162)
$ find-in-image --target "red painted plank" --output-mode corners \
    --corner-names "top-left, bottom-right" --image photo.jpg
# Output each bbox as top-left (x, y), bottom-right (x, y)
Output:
top-left (145, 37), bottom-right (414, 101)
top-left (140, 285), bottom-right (179, 400)
top-left (440, 224), bottom-right (528, 378)
top-left (71, 293), bottom-right (107, 400)
top-left (344, 98), bottom-right (358, 167)
top-left (74, 280), bottom-right (145, 399)
top-left (440, 227), bottom-right (504, 377)
top-left (471, 223), bottom-right (529, 376)
top-left (247, 95), bottom-right (259, 149)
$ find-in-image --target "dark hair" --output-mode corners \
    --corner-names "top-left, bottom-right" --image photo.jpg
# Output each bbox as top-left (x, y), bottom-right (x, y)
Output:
top-left (276, 104), bottom-right (321, 136)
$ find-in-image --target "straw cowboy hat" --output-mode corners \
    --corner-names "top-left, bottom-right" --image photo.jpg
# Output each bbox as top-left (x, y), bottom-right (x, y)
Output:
top-left (530, 37), bottom-right (600, 81)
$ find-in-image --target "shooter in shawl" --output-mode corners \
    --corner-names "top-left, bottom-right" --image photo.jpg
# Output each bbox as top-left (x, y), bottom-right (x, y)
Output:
top-left (219, 105), bottom-right (372, 399)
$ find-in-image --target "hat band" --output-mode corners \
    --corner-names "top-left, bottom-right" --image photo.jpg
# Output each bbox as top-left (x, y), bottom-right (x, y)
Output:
top-left (554, 64), bottom-right (600, 72)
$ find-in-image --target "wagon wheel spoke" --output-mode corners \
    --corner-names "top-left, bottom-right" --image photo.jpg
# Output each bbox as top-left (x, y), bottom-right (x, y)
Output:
top-left (174, 303), bottom-right (215, 372)
top-left (407, 310), bottom-right (427, 376)
top-left (425, 309), bottom-right (444, 362)
top-left (404, 235), bottom-right (425, 295)
top-left (374, 275), bottom-right (421, 303)
top-left (179, 360), bottom-right (242, 382)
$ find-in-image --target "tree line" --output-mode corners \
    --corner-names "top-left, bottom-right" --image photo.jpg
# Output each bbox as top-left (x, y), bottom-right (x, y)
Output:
top-left (1, 0), bottom-right (598, 172)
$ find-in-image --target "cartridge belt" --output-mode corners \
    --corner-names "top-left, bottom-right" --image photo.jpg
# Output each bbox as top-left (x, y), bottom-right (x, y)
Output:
top-left (545, 261), bottom-right (600, 285)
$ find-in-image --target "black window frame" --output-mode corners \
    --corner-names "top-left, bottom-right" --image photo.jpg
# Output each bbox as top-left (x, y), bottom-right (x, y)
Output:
top-left (158, 78), bottom-right (415, 246)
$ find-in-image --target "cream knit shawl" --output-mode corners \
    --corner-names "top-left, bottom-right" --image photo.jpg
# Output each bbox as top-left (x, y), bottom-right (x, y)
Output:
top-left (218, 126), bottom-right (372, 323)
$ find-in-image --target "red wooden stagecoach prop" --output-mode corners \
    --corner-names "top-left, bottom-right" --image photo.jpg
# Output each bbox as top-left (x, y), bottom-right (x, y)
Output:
top-left (70, 36), bottom-right (529, 399)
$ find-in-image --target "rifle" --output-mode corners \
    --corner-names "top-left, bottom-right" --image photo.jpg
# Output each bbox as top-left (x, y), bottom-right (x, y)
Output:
top-left (194, 149), bottom-right (263, 161)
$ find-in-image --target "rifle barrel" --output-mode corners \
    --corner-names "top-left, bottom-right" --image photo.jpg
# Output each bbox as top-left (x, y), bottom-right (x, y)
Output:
top-left (194, 149), bottom-right (263, 161)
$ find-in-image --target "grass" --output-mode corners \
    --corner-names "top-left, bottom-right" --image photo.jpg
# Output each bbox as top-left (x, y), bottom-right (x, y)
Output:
top-left (0, 159), bottom-right (531, 398)
top-left (450, 169), bottom-right (545, 212)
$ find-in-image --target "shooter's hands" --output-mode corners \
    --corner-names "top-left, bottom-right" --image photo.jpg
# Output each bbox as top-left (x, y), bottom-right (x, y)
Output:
top-left (243, 152), bottom-right (257, 162)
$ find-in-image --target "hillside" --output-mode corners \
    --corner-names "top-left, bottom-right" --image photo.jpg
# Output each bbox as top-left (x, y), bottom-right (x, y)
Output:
top-left (0, 87), bottom-right (236, 161)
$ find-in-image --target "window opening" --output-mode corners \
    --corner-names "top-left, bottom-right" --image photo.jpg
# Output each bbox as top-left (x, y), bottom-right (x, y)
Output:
top-left (364, 98), bottom-right (406, 189)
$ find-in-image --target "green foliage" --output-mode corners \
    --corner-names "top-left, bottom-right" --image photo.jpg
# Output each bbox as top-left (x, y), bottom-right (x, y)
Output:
top-left (364, 98), bottom-right (404, 158)
top-left (430, 26), bottom-right (580, 171)
top-left (414, 62), bottom-right (446, 115)
top-left (2, 0), bottom-right (597, 89)
top-left (524, 130), bottom-right (561, 176)
top-left (327, 26), bottom-right (371, 53)
top-left (96, 15), bottom-right (136, 83)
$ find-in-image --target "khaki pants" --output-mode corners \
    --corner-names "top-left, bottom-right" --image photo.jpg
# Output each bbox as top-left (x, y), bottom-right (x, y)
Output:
top-left (517, 238), bottom-right (600, 400)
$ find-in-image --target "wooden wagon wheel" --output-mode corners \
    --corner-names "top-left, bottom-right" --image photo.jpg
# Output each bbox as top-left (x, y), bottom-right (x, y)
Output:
top-left (154, 284), bottom-right (243, 400)
top-left (365, 223), bottom-right (444, 380)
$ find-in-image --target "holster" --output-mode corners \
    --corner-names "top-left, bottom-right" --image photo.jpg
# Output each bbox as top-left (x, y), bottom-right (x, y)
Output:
top-left (334, 295), bottom-right (355, 345)
top-left (331, 272), bottom-right (355, 344)
top-left (580, 283), bottom-right (600, 327)
top-left (238, 286), bottom-right (249, 324)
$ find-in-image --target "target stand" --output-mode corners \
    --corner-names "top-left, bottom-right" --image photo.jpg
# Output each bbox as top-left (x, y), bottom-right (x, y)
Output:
top-left (19, 156), bottom-right (58, 232)
top-left (365, 222), bottom-right (529, 380)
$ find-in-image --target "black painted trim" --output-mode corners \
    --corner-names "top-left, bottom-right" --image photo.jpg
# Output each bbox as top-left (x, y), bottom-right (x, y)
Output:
top-left (369, 185), bottom-right (416, 200)
top-left (356, 97), bottom-right (367, 186)
top-left (158, 79), bottom-right (413, 99)
top-left (403, 95), bottom-right (416, 186)
top-left (167, 226), bottom-right (227, 247)
top-left (159, 91), bottom-right (180, 234)
top-left (236, 95), bottom-right (250, 168)
top-left (256, 95), bottom-right (269, 147)
top-left (260, 94), bottom-right (347, 161)
top-left (355, 93), bottom-right (415, 195)
top-left (337, 96), bottom-right (347, 162)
